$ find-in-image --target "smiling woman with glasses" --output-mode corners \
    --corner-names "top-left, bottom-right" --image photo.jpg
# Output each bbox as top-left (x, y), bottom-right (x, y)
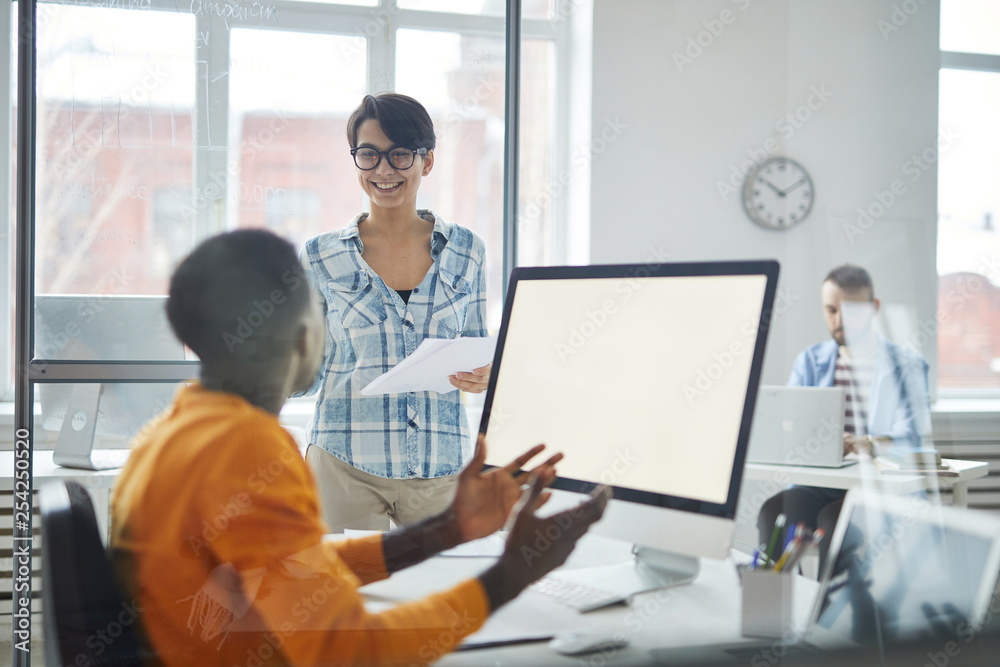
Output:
top-left (297, 93), bottom-right (493, 532)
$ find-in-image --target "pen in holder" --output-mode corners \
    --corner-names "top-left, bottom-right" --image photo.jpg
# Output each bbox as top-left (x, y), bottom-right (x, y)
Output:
top-left (740, 567), bottom-right (796, 638)
top-left (741, 517), bottom-right (823, 638)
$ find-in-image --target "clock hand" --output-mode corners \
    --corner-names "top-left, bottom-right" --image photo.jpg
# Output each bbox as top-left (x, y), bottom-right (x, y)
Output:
top-left (760, 179), bottom-right (784, 197)
top-left (778, 178), bottom-right (807, 196)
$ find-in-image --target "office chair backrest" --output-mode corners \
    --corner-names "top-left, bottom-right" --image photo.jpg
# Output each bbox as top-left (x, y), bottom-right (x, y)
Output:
top-left (39, 480), bottom-right (144, 667)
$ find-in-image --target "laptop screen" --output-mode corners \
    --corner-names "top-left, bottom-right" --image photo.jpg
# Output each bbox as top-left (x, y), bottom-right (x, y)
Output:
top-left (813, 490), bottom-right (1000, 647)
top-left (480, 261), bottom-right (777, 512)
top-left (746, 386), bottom-right (846, 467)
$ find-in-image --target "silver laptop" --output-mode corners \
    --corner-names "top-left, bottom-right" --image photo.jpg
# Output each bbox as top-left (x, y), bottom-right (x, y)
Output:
top-left (810, 488), bottom-right (1000, 647)
top-left (746, 386), bottom-right (852, 468)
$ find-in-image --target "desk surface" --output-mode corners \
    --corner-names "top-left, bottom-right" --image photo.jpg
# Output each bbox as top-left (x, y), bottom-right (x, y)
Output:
top-left (744, 458), bottom-right (988, 495)
top-left (359, 535), bottom-right (821, 666)
top-left (0, 449), bottom-right (123, 490)
top-left (13, 449), bottom-right (988, 663)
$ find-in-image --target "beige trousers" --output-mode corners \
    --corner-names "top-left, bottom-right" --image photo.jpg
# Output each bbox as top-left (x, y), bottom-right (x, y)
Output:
top-left (305, 444), bottom-right (458, 533)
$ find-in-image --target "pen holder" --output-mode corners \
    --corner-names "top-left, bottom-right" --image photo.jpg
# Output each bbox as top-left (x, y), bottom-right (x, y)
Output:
top-left (740, 569), bottom-right (796, 639)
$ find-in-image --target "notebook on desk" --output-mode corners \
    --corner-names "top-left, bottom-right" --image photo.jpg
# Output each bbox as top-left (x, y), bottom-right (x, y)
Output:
top-left (746, 386), bottom-right (854, 468)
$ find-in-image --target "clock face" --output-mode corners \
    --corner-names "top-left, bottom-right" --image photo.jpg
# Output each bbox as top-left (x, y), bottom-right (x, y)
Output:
top-left (742, 157), bottom-right (814, 230)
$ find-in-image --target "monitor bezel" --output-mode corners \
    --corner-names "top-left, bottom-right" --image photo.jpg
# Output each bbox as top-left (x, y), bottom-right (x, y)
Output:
top-left (478, 259), bottom-right (780, 520)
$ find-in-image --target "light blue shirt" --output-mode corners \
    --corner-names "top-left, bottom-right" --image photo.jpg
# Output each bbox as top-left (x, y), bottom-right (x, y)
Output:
top-left (299, 210), bottom-right (488, 479)
top-left (788, 338), bottom-right (931, 448)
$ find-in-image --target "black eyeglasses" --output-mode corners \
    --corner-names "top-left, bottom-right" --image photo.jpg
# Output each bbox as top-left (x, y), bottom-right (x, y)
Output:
top-left (350, 146), bottom-right (428, 171)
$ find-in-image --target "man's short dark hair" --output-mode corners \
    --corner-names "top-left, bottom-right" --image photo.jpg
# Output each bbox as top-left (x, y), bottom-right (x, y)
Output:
top-left (346, 93), bottom-right (436, 151)
top-left (167, 229), bottom-right (310, 363)
top-left (824, 264), bottom-right (875, 300)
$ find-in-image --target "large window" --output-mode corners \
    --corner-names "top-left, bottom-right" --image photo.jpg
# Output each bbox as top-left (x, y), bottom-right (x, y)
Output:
top-left (30, 1), bottom-right (581, 310)
top-left (227, 28), bottom-right (367, 250)
top-left (937, 0), bottom-right (1000, 392)
top-left (2, 0), bottom-right (591, 402)
top-left (35, 5), bottom-right (196, 297)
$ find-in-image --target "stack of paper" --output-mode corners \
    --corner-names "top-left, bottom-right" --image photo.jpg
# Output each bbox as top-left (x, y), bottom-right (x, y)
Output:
top-left (361, 336), bottom-right (497, 395)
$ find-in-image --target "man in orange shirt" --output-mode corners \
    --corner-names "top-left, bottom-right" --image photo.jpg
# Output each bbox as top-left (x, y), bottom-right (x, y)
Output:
top-left (110, 229), bottom-right (607, 666)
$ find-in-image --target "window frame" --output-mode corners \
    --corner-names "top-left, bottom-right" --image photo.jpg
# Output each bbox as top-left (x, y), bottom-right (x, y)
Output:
top-left (1, 3), bottom-right (13, 403)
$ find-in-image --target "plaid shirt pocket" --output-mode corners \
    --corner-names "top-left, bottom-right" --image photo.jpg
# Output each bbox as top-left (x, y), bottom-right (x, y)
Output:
top-left (326, 271), bottom-right (387, 329)
top-left (429, 267), bottom-right (472, 336)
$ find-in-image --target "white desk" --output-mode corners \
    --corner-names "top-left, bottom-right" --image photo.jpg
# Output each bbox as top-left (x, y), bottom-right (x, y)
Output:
top-left (0, 450), bottom-right (123, 623)
top-left (1, 450), bottom-right (123, 539)
top-left (359, 535), bottom-right (823, 666)
top-left (744, 458), bottom-right (989, 507)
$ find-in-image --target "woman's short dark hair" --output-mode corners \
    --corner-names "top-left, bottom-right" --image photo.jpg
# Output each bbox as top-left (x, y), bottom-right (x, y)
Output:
top-left (346, 93), bottom-right (436, 151)
top-left (824, 264), bottom-right (875, 300)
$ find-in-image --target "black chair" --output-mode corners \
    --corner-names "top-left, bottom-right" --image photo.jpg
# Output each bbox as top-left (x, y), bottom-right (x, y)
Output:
top-left (39, 480), bottom-right (146, 667)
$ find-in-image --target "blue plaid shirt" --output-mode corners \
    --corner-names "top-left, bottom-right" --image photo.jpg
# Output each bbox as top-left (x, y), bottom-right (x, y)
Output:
top-left (299, 211), bottom-right (488, 479)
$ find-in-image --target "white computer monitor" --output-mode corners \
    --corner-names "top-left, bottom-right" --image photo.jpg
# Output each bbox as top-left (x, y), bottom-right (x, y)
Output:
top-left (480, 260), bottom-right (779, 593)
top-left (34, 294), bottom-right (188, 469)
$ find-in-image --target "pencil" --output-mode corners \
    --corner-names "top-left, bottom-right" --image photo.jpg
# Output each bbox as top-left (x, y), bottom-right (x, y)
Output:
top-left (765, 514), bottom-right (786, 567)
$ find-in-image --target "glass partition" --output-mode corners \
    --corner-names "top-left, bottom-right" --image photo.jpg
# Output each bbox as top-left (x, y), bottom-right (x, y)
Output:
top-left (30, 0), bottom-right (556, 349)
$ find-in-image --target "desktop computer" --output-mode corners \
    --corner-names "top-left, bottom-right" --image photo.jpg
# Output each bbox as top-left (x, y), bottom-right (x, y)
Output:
top-left (34, 294), bottom-right (190, 469)
top-left (480, 260), bottom-right (780, 607)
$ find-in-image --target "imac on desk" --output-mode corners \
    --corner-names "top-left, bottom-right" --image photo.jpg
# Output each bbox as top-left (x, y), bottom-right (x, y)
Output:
top-left (34, 294), bottom-right (188, 470)
top-left (480, 260), bottom-right (780, 599)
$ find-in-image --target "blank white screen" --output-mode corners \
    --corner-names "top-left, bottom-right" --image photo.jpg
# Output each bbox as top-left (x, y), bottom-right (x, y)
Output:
top-left (485, 274), bottom-right (768, 505)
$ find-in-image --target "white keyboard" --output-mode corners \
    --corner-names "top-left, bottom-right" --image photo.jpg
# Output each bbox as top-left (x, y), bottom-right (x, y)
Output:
top-left (528, 576), bottom-right (626, 612)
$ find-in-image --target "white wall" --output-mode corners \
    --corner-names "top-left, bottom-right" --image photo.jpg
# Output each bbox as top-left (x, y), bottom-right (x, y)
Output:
top-left (589, 0), bottom-right (940, 387)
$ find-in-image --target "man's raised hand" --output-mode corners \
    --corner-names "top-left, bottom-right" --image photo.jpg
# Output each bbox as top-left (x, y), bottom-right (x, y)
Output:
top-left (479, 475), bottom-right (610, 610)
top-left (451, 434), bottom-right (562, 543)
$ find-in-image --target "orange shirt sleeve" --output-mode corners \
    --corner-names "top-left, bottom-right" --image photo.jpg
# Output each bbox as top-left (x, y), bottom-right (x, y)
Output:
top-left (203, 417), bottom-right (490, 666)
top-left (328, 535), bottom-right (387, 586)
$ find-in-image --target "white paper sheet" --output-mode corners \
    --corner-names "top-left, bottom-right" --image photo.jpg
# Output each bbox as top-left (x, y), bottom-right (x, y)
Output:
top-left (361, 335), bottom-right (497, 395)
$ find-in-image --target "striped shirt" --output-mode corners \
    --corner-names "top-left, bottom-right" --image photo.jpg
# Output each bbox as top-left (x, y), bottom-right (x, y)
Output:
top-left (834, 345), bottom-right (874, 435)
top-left (299, 211), bottom-right (488, 479)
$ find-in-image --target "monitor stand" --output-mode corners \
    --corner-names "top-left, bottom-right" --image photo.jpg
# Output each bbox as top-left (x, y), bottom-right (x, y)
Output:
top-left (52, 383), bottom-right (129, 470)
top-left (543, 545), bottom-right (700, 611)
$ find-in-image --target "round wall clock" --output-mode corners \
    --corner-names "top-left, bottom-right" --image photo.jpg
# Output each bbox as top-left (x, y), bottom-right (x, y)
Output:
top-left (742, 157), bottom-right (814, 230)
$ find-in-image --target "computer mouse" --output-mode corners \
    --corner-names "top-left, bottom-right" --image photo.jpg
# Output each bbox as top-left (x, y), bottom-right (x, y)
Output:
top-left (548, 630), bottom-right (630, 656)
